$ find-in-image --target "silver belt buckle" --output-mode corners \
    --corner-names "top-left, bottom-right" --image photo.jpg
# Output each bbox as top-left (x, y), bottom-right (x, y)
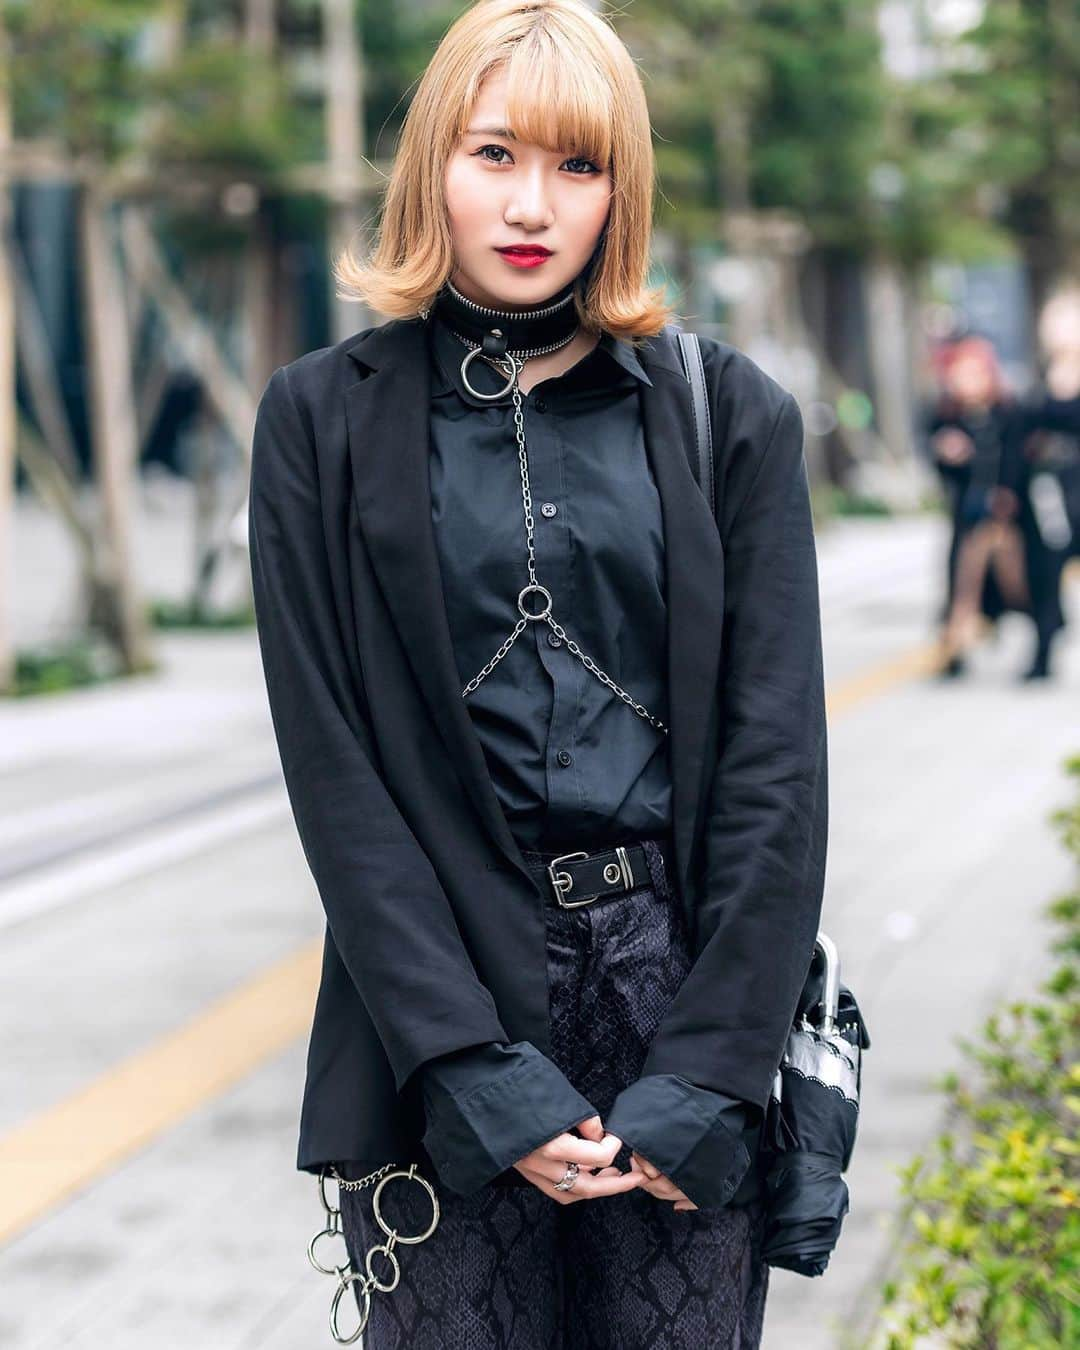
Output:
top-left (547, 851), bottom-right (602, 908)
top-left (548, 846), bottom-right (636, 908)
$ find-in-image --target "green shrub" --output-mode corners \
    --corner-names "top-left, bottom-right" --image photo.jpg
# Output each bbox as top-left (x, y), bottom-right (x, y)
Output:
top-left (11, 634), bottom-right (153, 696)
top-left (149, 597), bottom-right (255, 630)
top-left (874, 755), bottom-right (1080, 1349)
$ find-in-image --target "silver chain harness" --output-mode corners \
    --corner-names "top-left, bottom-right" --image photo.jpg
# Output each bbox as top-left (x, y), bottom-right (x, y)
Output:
top-left (308, 1162), bottom-right (440, 1344)
top-left (436, 283), bottom-right (669, 737)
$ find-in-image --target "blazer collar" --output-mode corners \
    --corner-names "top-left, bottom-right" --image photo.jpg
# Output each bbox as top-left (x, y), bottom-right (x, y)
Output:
top-left (343, 317), bottom-right (724, 905)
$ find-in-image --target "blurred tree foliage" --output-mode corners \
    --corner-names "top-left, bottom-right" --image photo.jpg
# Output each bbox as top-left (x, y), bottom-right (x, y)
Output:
top-left (870, 0), bottom-right (1080, 303)
top-left (3, 0), bottom-right (161, 158)
top-left (614, 0), bottom-right (887, 250)
top-left (4, 0), bottom-right (1076, 286)
top-left (944, 0), bottom-right (1080, 309)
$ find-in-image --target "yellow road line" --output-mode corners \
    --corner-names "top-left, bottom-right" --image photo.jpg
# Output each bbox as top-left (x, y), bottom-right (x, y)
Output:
top-left (0, 941), bottom-right (322, 1244)
top-left (827, 640), bottom-right (945, 718)
top-left (0, 636), bottom-right (947, 1245)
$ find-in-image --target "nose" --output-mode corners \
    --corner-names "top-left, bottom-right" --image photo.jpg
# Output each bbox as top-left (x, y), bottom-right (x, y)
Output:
top-left (504, 164), bottom-right (555, 230)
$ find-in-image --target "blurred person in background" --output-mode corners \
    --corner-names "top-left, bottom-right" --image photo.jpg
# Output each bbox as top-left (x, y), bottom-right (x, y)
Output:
top-left (996, 285), bottom-right (1080, 679)
top-left (925, 335), bottom-right (1029, 678)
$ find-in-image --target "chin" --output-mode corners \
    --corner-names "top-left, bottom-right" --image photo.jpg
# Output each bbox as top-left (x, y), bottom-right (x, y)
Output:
top-left (459, 262), bottom-right (579, 309)
top-left (504, 280), bottom-right (576, 308)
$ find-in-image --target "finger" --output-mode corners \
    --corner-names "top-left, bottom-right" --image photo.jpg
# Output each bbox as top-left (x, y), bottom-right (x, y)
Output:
top-left (523, 1149), bottom-right (637, 1191)
top-left (631, 1151), bottom-right (661, 1180)
top-left (574, 1115), bottom-right (606, 1142)
top-left (635, 1172), bottom-right (682, 1200)
top-left (516, 1162), bottom-right (645, 1203)
top-left (534, 1129), bottom-right (622, 1169)
top-left (649, 1177), bottom-right (682, 1200)
top-left (673, 1200), bottom-right (699, 1212)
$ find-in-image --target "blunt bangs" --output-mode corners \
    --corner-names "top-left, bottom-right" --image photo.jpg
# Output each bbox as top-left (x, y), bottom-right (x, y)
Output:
top-left (468, 35), bottom-right (615, 174)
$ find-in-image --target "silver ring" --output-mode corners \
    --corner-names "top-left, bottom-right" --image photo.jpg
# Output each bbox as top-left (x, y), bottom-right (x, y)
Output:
top-left (517, 583), bottom-right (552, 621)
top-left (461, 346), bottom-right (518, 400)
top-left (330, 1270), bottom-right (370, 1344)
top-left (372, 1168), bottom-right (440, 1244)
top-left (308, 1222), bottom-right (347, 1276)
top-left (553, 1161), bottom-right (580, 1192)
top-left (365, 1241), bottom-right (401, 1293)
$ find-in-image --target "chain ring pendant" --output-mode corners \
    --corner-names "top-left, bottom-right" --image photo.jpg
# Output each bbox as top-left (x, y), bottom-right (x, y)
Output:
top-left (517, 582), bottom-right (552, 621)
top-left (461, 345), bottom-right (519, 401)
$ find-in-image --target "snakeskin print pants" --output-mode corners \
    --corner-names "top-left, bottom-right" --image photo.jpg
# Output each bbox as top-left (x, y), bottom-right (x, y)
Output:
top-left (339, 834), bottom-right (770, 1349)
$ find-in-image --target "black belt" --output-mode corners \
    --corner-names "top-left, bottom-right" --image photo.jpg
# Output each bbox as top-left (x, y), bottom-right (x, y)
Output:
top-left (539, 839), bottom-right (667, 909)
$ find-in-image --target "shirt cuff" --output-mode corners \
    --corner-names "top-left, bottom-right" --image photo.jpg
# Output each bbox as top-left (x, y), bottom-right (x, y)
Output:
top-left (603, 1074), bottom-right (753, 1209)
top-left (419, 1041), bottom-right (597, 1197)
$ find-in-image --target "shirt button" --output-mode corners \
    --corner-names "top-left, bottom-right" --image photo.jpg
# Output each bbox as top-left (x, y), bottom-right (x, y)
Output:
top-left (556, 749), bottom-right (573, 767)
top-left (534, 397), bottom-right (547, 413)
top-left (540, 502), bottom-right (557, 518)
top-left (547, 632), bottom-right (562, 647)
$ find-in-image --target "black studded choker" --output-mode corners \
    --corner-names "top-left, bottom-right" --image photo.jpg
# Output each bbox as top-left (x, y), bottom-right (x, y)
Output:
top-left (428, 277), bottom-right (581, 362)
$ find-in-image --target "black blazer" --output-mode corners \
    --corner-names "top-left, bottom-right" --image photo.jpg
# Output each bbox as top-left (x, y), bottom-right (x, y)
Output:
top-left (247, 314), bottom-right (829, 1176)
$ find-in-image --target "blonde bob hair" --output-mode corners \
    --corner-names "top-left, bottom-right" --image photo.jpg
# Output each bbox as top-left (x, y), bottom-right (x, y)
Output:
top-left (333, 0), bottom-right (677, 342)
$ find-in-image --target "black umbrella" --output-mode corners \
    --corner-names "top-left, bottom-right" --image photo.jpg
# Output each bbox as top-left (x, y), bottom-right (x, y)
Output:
top-left (758, 934), bottom-right (870, 1277)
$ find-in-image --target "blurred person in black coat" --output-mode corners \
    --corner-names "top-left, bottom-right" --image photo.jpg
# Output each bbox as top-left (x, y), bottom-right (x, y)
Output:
top-left (925, 335), bottom-right (1029, 677)
top-left (997, 286), bottom-right (1080, 679)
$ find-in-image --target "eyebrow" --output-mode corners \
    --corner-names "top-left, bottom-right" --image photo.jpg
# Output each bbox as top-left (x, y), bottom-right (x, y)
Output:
top-left (464, 125), bottom-right (518, 140)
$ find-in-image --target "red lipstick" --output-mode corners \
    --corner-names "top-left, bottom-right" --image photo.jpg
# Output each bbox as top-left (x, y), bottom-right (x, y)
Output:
top-left (495, 245), bottom-right (553, 269)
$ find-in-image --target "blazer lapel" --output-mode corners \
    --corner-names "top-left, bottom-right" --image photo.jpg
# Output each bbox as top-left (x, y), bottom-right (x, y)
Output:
top-left (343, 317), bottom-right (726, 910)
top-left (343, 317), bottom-right (536, 889)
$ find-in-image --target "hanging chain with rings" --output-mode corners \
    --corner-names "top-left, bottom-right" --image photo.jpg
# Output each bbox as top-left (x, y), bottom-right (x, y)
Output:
top-left (445, 323), bottom-right (669, 737)
top-left (308, 1162), bottom-right (440, 1345)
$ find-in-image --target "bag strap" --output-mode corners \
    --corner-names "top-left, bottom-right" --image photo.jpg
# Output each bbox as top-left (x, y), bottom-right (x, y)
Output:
top-left (673, 329), bottom-right (716, 519)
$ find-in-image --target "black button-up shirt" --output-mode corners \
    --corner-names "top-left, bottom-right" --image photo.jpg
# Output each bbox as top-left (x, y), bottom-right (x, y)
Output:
top-left (426, 310), bottom-right (671, 850)
top-left (415, 312), bottom-right (755, 1211)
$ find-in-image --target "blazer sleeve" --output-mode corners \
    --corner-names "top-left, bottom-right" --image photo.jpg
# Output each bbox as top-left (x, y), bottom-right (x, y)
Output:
top-left (248, 363), bottom-right (513, 1093)
top-left (419, 1041), bottom-right (596, 1196)
top-left (602, 1075), bottom-right (753, 1209)
top-left (638, 390), bottom-right (829, 1112)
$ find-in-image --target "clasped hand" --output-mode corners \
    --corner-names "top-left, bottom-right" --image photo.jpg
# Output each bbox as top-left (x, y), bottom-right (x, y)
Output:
top-left (512, 1114), bottom-right (698, 1210)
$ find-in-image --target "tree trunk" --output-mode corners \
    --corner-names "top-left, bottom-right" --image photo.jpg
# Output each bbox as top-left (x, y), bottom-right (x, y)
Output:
top-left (77, 186), bottom-right (153, 672)
top-left (322, 0), bottom-right (371, 342)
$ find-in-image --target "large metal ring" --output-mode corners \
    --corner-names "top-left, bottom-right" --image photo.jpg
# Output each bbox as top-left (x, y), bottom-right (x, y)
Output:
top-left (517, 583), bottom-right (552, 621)
top-left (318, 1165), bottom-right (339, 1216)
top-left (330, 1271), bottom-right (370, 1344)
top-left (308, 1222), bottom-right (347, 1276)
top-left (365, 1241), bottom-right (401, 1293)
top-left (461, 346), bottom-right (518, 400)
top-left (372, 1168), bottom-right (440, 1244)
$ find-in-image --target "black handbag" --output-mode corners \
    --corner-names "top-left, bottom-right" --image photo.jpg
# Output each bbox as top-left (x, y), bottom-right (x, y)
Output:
top-left (674, 327), bottom-right (872, 1277)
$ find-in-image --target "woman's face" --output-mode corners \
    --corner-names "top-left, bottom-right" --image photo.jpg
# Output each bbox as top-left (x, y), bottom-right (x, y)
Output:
top-left (443, 65), bottom-right (613, 310)
top-left (947, 353), bottom-right (996, 407)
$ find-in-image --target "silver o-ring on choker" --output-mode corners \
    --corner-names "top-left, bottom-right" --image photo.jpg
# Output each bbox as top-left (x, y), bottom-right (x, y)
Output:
top-left (461, 342), bottom-right (520, 400)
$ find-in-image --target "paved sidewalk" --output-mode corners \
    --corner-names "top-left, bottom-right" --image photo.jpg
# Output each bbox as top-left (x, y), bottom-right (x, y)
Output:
top-left (2, 508), bottom-right (1078, 1349)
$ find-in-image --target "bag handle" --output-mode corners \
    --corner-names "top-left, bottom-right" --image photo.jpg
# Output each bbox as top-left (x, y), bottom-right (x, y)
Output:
top-left (673, 328), bottom-right (716, 519)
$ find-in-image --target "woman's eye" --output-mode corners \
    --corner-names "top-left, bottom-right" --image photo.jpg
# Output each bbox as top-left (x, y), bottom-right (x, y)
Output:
top-left (564, 156), bottom-right (602, 175)
top-left (476, 144), bottom-right (511, 165)
top-left (472, 145), bottom-right (600, 175)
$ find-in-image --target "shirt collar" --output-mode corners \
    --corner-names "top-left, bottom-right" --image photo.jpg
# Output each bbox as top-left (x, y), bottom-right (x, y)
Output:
top-left (428, 312), bottom-right (653, 405)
